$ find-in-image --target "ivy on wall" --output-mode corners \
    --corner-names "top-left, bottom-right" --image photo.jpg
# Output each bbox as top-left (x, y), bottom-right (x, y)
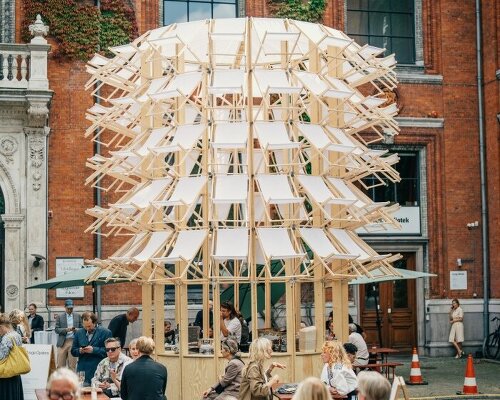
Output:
top-left (23, 0), bottom-right (138, 61)
top-left (272, 0), bottom-right (326, 23)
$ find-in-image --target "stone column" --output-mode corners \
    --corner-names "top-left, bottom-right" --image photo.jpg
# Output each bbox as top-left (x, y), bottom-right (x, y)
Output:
top-left (1, 214), bottom-right (25, 311)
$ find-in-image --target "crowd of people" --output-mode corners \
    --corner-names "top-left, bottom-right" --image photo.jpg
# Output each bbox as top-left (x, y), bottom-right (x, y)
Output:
top-left (3, 299), bottom-right (468, 400)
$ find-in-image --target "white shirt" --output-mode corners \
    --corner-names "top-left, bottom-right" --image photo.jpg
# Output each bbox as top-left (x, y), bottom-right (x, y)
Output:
top-left (348, 331), bottom-right (369, 366)
top-left (320, 363), bottom-right (358, 395)
top-left (221, 317), bottom-right (242, 343)
top-left (66, 313), bottom-right (74, 339)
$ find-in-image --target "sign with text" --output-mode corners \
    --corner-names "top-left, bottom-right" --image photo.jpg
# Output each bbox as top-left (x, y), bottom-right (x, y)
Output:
top-left (56, 257), bottom-right (85, 298)
top-left (21, 344), bottom-right (55, 400)
top-left (357, 206), bottom-right (421, 235)
top-left (450, 271), bottom-right (467, 290)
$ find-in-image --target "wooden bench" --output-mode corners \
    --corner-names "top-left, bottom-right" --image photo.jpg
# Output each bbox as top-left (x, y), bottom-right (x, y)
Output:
top-left (355, 362), bottom-right (404, 381)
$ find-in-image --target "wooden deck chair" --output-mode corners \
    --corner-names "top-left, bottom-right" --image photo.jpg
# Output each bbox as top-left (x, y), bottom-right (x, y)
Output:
top-left (211, 174), bottom-right (248, 223)
top-left (251, 18), bottom-right (300, 64)
top-left (151, 229), bottom-right (208, 281)
top-left (256, 228), bottom-right (307, 279)
top-left (150, 175), bottom-right (206, 228)
top-left (101, 230), bottom-right (173, 281)
top-left (211, 228), bottom-right (249, 280)
top-left (210, 18), bottom-right (246, 66)
top-left (104, 178), bottom-right (173, 232)
top-left (298, 227), bottom-right (358, 277)
top-left (328, 228), bottom-right (397, 275)
top-left (210, 122), bottom-right (248, 174)
top-left (254, 121), bottom-right (300, 172)
top-left (208, 69), bottom-right (246, 120)
top-left (147, 124), bottom-right (204, 177)
top-left (296, 175), bottom-right (357, 223)
top-left (255, 174), bottom-right (304, 222)
top-left (85, 153), bottom-right (141, 191)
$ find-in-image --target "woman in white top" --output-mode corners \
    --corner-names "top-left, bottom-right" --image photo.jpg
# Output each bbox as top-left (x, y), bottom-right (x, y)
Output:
top-left (449, 298), bottom-right (464, 358)
top-left (320, 341), bottom-right (357, 396)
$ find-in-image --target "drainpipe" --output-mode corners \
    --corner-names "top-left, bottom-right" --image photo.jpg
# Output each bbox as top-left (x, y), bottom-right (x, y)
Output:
top-left (94, 0), bottom-right (102, 319)
top-left (475, 0), bottom-right (490, 339)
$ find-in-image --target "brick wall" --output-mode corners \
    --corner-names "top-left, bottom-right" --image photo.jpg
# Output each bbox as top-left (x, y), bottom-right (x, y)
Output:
top-left (19, 0), bottom-right (498, 307)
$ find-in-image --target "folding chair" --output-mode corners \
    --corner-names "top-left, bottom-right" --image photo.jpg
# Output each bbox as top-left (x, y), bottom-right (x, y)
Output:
top-left (211, 174), bottom-right (248, 224)
top-left (211, 228), bottom-right (249, 280)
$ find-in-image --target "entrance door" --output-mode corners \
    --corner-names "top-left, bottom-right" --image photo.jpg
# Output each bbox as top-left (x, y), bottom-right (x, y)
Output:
top-left (360, 253), bottom-right (417, 351)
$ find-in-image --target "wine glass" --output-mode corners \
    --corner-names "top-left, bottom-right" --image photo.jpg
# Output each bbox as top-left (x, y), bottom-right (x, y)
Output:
top-left (78, 371), bottom-right (85, 387)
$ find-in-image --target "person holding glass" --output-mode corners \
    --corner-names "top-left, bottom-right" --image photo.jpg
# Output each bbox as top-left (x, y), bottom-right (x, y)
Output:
top-left (239, 337), bottom-right (286, 400)
top-left (449, 298), bottom-right (464, 358)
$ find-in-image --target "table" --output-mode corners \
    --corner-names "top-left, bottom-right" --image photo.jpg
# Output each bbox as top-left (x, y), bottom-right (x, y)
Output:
top-left (35, 389), bottom-right (109, 400)
top-left (273, 384), bottom-right (347, 399)
top-left (368, 347), bottom-right (399, 364)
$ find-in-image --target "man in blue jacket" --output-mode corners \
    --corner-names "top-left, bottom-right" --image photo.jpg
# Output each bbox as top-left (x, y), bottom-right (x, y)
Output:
top-left (71, 311), bottom-right (112, 385)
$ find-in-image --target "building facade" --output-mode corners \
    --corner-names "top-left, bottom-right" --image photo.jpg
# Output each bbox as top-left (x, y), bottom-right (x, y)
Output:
top-left (0, 0), bottom-right (498, 355)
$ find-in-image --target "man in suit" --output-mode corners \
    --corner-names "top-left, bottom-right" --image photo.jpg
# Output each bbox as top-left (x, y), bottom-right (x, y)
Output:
top-left (107, 307), bottom-right (140, 347)
top-left (27, 303), bottom-right (44, 344)
top-left (121, 336), bottom-right (167, 400)
top-left (71, 311), bottom-right (112, 385)
top-left (55, 299), bottom-right (82, 369)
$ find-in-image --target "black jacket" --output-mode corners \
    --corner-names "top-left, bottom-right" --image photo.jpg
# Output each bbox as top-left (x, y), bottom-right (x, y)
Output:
top-left (121, 355), bottom-right (168, 400)
top-left (107, 313), bottom-right (129, 347)
top-left (29, 314), bottom-right (45, 344)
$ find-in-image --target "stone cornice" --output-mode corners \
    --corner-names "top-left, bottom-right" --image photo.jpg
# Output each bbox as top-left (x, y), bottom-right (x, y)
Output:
top-left (395, 117), bottom-right (444, 128)
top-left (1, 213), bottom-right (25, 228)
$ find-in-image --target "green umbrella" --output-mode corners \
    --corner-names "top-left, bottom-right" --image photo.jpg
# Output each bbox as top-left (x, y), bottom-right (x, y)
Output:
top-left (26, 267), bottom-right (114, 290)
top-left (348, 267), bottom-right (436, 285)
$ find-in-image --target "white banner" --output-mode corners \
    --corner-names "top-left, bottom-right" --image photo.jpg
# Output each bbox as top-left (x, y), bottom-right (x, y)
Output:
top-left (21, 344), bottom-right (54, 400)
top-left (56, 257), bottom-right (85, 298)
top-left (358, 206), bottom-right (421, 235)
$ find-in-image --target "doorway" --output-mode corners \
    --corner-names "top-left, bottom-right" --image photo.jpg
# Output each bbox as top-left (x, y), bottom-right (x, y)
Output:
top-left (360, 252), bottom-right (417, 351)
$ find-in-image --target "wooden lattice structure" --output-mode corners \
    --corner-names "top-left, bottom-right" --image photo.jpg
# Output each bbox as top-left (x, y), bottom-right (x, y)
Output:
top-left (84, 18), bottom-right (402, 399)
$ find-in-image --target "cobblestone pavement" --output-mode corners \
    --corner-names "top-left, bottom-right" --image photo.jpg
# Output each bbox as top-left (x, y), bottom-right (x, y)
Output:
top-left (389, 355), bottom-right (500, 399)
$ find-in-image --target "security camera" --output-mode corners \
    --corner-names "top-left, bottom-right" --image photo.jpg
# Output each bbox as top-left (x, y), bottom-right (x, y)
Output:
top-left (31, 253), bottom-right (46, 268)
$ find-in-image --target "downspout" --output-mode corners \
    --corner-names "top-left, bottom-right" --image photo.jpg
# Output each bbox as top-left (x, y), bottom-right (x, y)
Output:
top-left (475, 0), bottom-right (490, 339)
top-left (94, 0), bottom-right (102, 318)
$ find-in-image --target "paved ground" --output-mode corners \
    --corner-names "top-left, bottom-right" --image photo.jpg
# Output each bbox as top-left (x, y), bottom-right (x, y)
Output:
top-left (388, 355), bottom-right (500, 399)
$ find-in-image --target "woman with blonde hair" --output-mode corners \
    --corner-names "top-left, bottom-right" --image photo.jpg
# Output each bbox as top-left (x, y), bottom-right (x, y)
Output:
top-left (0, 313), bottom-right (25, 400)
top-left (320, 341), bottom-right (357, 396)
top-left (9, 309), bottom-right (30, 344)
top-left (292, 377), bottom-right (329, 400)
top-left (239, 337), bottom-right (286, 400)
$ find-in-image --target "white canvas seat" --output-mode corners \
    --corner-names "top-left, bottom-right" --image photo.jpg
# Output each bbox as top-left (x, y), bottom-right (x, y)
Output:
top-left (256, 227), bottom-right (307, 278)
top-left (85, 153), bottom-right (142, 191)
top-left (297, 175), bottom-right (356, 222)
top-left (293, 71), bottom-right (353, 100)
top-left (209, 69), bottom-right (245, 95)
top-left (151, 176), bottom-right (207, 227)
top-left (212, 228), bottom-right (249, 261)
top-left (152, 229), bottom-right (208, 280)
top-left (211, 174), bottom-right (248, 223)
top-left (148, 124), bottom-right (204, 176)
top-left (254, 122), bottom-right (299, 150)
top-left (211, 122), bottom-right (248, 149)
top-left (329, 228), bottom-right (387, 264)
top-left (110, 127), bottom-right (172, 159)
top-left (149, 71), bottom-right (202, 100)
top-left (299, 228), bottom-right (357, 261)
top-left (253, 69), bottom-right (302, 95)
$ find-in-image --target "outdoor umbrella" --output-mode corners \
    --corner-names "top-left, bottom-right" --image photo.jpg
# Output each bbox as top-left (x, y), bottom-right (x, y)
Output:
top-left (349, 267), bottom-right (436, 347)
top-left (27, 267), bottom-right (120, 313)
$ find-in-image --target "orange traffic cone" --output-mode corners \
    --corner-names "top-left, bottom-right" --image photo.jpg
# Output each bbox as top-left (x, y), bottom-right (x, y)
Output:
top-left (457, 354), bottom-right (479, 395)
top-left (405, 347), bottom-right (428, 385)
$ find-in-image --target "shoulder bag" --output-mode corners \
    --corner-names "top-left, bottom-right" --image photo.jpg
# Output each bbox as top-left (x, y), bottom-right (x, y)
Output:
top-left (0, 337), bottom-right (31, 378)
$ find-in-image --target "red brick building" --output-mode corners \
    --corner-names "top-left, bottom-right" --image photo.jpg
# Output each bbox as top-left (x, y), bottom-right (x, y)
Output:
top-left (0, 0), bottom-right (498, 355)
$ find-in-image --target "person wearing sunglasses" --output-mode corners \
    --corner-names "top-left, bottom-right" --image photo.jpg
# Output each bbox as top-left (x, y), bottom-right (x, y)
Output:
top-left (46, 367), bottom-right (81, 400)
top-left (92, 337), bottom-right (131, 398)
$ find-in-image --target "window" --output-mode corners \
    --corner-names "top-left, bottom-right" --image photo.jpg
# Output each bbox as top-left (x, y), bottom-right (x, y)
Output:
top-left (364, 151), bottom-right (419, 206)
top-left (164, 0), bottom-right (237, 25)
top-left (347, 0), bottom-right (415, 64)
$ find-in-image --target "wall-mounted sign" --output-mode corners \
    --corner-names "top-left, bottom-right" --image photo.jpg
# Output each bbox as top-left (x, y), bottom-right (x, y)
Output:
top-left (357, 206), bottom-right (421, 235)
top-left (56, 257), bottom-right (84, 298)
top-left (450, 270), bottom-right (467, 290)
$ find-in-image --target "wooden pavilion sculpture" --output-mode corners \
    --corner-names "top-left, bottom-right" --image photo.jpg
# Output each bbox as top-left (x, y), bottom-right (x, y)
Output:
top-left (84, 18), bottom-right (402, 398)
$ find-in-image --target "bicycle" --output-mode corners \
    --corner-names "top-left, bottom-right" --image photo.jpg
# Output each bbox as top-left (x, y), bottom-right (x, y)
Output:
top-left (483, 316), bottom-right (500, 359)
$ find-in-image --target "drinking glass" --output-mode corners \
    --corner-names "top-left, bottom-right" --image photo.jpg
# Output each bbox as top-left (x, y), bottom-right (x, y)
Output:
top-left (78, 371), bottom-right (85, 387)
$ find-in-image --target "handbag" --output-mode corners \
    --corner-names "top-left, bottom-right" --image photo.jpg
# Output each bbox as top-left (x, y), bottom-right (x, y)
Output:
top-left (0, 337), bottom-right (31, 378)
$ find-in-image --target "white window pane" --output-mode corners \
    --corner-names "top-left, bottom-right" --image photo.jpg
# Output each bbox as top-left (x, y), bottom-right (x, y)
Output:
top-left (213, 3), bottom-right (236, 18)
top-left (189, 2), bottom-right (212, 20)
top-left (164, 1), bottom-right (188, 25)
